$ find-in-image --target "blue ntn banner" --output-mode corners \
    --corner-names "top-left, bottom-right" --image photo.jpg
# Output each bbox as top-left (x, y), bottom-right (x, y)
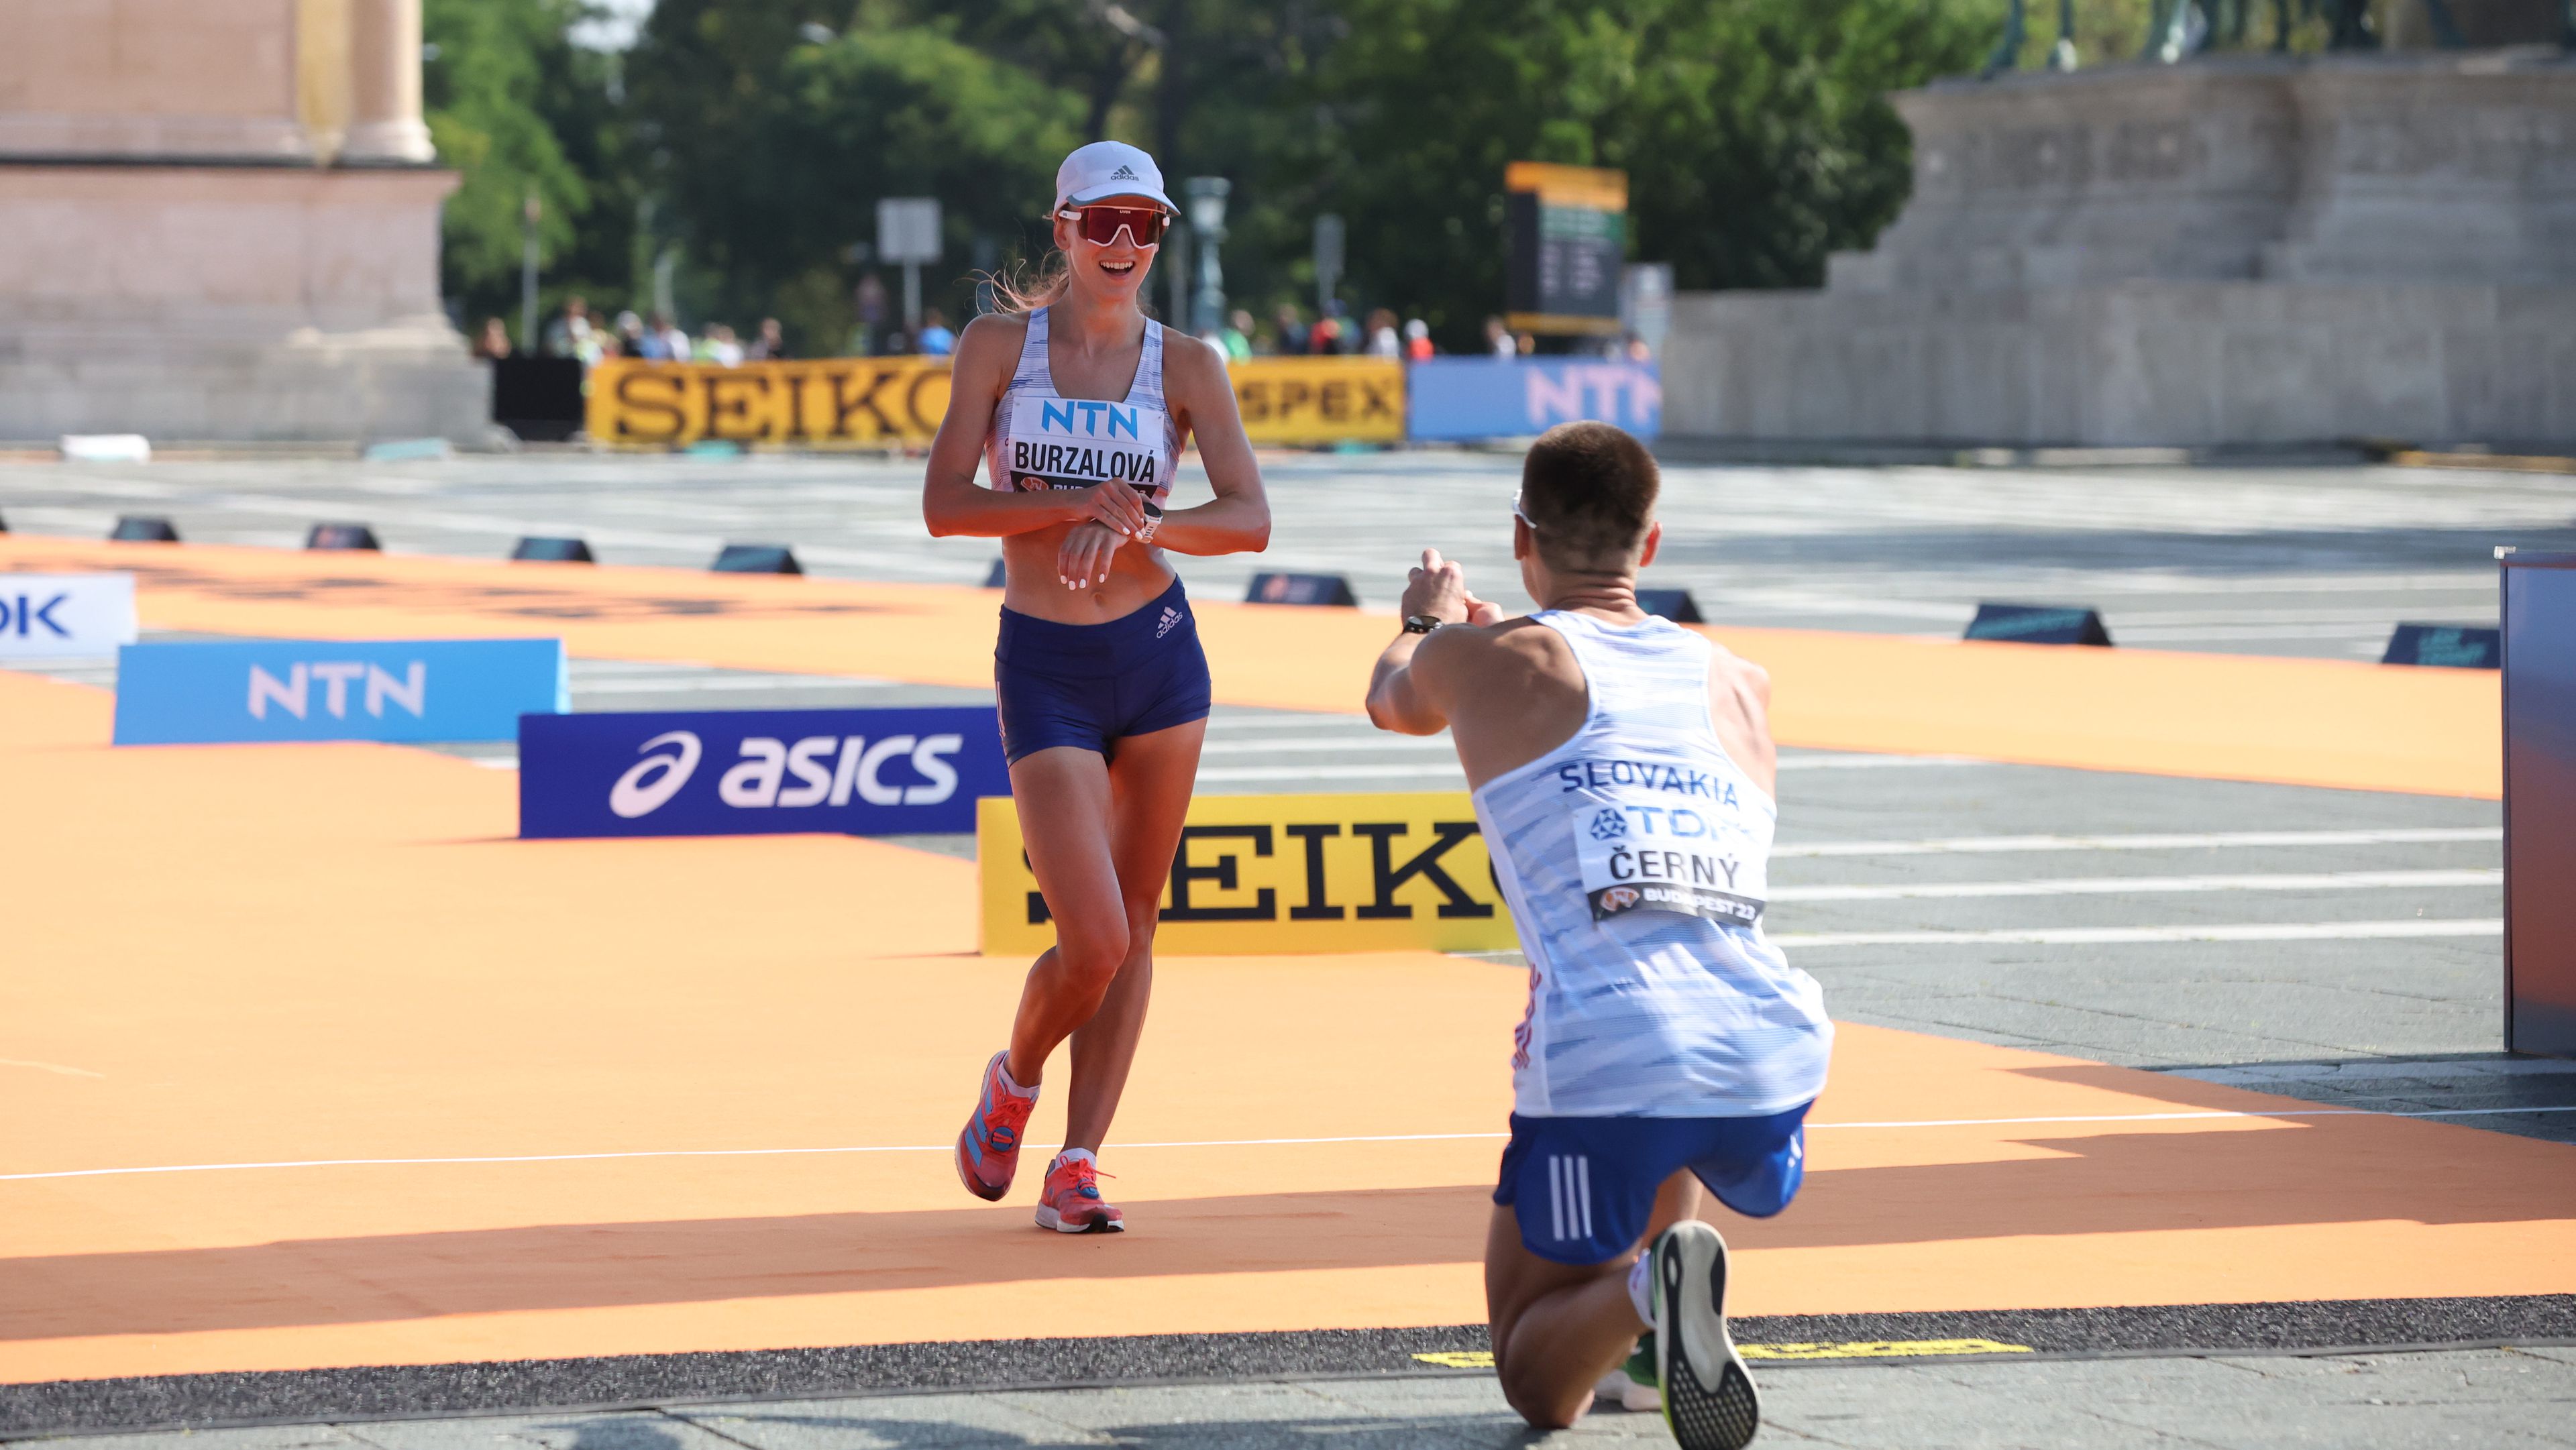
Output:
top-left (111, 638), bottom-right (566, 745)
top-left (519, 705), bottom-right (1008, 839)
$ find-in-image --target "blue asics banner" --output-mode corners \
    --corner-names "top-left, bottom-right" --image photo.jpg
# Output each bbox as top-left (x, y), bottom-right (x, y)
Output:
top-left (519, 706), bottom-right (1008, 839)
top-left (1405, 357), bottom-right (1662, 442)
top-left (113, 638), bottom-right (566, 745)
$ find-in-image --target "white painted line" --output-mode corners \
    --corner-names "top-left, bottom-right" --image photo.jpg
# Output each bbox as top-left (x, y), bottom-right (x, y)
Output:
top-left (2173, 1058), bottom-right (2576, 1084)
top-left (1197, 736), bottom-right (1454, 755)
top-left (8, 1104), bottom-right (2565, 1184)
top-left (1771, 869), bottom-right (2499, 903)
top-left (1195, 754), bottom-right (1982, 784)
top-left (1197, 763), bottom-right (1462, 783)
top-left (1774, 828), bottom-right (2500, 858)
top-left (1774, 918), bottom-right (2502, 948)
top-left (573, 676), bottom-right (891, 694)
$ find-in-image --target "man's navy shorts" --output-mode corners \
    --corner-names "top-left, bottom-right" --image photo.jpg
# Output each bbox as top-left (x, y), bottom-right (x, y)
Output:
top-left (995, 575), bottom-right (1212, 765)
top-left (1493, 1105), bottom-right (1812, 1266)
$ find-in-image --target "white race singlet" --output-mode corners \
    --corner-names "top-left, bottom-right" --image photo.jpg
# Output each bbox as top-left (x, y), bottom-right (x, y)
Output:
top-left (1471, 611), bottom-right (1833, 1119)
top-left (985, 305), bottom-right (1181, 503)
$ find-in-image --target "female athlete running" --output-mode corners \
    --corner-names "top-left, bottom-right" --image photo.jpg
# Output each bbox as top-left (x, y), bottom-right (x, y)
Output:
top-left (922, 141), bottom-right (1271, 1233)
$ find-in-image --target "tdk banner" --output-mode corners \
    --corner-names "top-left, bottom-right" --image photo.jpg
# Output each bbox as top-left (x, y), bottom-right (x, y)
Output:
top-left (0, 573), bottom-right (139, 659)
top-left (113, 638), bottom-right (567, 745)
top-left (518, 706), bottom-right (1008, 839)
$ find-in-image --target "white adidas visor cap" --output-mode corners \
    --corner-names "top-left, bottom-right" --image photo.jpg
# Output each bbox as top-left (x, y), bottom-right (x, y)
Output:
top-left (1053, 140), bottom-right (1177, 215)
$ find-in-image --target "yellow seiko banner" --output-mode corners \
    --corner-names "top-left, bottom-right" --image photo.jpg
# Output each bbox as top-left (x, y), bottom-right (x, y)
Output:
top-left (1229, 357), bottom-right (1405, 447)
top-left (977, 791), bottom-right (1520, 956)
top-left (587, 357), bottom-right (953, 449)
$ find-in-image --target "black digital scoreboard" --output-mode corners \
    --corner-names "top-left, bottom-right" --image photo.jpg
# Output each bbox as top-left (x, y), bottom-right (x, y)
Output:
top-left (1504, 162), bottom-right (1628, 337)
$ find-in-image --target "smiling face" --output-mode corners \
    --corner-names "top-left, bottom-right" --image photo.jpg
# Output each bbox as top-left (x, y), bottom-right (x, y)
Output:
top-left (1054, 194), bottom-right (1164, 308)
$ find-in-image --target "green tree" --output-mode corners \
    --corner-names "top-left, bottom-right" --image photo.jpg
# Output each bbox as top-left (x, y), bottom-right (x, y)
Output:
top-left (425, 0), bottom-right (629, 342)
top-left (1299, 0), bottom-right (1993, 348)
top-left (625, 4), bottom-right (1089, 352)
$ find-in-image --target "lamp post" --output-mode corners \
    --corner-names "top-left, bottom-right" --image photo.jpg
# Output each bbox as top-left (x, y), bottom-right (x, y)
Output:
top-left (1185, 176), bottom-right (1230, 338)
top-left (520, 190), bottom-right (541, 351)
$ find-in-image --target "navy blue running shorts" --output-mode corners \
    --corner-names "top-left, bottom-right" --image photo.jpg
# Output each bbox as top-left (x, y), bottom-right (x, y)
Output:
top-left (1493, 1105), bottom-right (1813, 1266)
top-left (995, 575), bottom-right (1212, 765)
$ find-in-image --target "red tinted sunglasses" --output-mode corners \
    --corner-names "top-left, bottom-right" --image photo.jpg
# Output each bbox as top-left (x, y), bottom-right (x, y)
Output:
top-left (1057, 204), bottom-right (1170, 247)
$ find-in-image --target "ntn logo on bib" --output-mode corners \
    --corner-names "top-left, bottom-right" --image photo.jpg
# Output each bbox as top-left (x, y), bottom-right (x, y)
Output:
top-left (1007, 398), bottom-right (1169, 493)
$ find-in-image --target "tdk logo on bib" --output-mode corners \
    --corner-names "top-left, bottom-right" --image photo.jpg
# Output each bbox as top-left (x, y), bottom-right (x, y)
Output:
top-left (1007, 398), bottom-right (1167, 494)
top-left (519, 706), bottom-right (1007, 839)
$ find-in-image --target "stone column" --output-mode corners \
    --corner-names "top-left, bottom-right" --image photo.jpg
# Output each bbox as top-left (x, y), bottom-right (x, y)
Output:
top-left (342, 0), bottom-right (433, 162)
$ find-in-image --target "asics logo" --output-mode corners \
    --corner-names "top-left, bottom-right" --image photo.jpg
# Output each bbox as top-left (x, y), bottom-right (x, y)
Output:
top-left (1156, 606), bottom-right (1183, 639)
top-left (1110, 164), bottom-right (1138, 179)
top-left (610, 730), bottom-right (702, 818)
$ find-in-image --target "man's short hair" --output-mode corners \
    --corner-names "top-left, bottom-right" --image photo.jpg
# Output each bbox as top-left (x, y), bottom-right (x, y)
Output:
top-left (1517, 421), bottom-right (1658, 569)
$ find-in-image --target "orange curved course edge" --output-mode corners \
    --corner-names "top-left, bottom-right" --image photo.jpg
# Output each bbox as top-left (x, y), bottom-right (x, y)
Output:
top-left (2, 668), bottom-right (2566, 1386)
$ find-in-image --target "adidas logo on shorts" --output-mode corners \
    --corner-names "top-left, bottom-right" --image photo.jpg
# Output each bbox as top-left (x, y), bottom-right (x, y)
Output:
top-left (1155, 606), bottom-right (1183, 639)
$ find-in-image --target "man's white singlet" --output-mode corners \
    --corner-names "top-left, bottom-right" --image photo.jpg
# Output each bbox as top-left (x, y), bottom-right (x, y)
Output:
top-left (985, 305), bottom-right (1181, 502)
top-left (1471, 611), bottom-right (1833, 1119)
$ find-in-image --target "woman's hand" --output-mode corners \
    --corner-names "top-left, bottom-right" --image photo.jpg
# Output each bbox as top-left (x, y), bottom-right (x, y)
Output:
top-left (1073, 480), bottom-right (1148, 537)
top-left (1057, 522), bottom-right (1126, 590)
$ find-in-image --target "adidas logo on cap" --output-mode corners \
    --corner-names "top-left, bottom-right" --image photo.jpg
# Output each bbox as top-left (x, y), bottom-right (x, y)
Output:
top-left (1111, 165), bottom-right (1138, 179)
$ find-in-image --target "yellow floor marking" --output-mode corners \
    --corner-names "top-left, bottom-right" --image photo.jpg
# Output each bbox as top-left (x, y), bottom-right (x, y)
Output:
top-left (1413, 1351), bottom-right (1495, 1369)
top-left (1741, 1338), bottom-right (2033, 1360)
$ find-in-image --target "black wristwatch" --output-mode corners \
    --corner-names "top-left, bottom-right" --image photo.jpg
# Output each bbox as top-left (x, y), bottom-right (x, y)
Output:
top-left (1402, 614), bottom-right (1444, 634)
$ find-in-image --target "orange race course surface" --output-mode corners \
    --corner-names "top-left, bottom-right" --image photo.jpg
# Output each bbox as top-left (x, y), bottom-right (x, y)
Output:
top-left (0, 535), bottom-right (2502, 798)
top-left (3, 665), bottom-right (2569, 1387)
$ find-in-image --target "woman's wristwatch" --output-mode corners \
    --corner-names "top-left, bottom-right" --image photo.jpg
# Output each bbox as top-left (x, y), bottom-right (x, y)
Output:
top-left (1402, 614), bottom-right (1444, 634)
top-left (1134, 499), bottom-right (1163, 545)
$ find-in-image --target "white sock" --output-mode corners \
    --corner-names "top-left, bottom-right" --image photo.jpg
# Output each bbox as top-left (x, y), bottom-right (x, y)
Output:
top-left (996, 1056), bottom-right (1037, 1099)
top-left (1053, 1147), bottom-right (1097, 1170)
top-left (1626, 1252), bottom-right (1656, 1327)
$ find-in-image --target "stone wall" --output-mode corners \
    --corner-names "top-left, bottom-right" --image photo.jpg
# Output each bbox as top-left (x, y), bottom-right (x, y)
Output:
top-left (1668, 51), bottom-right (2576, 447)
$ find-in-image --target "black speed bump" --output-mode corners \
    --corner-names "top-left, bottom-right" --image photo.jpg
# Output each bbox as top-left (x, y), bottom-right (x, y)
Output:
top-left (712, 543), bottom-right (802, 575)
top-left (513, 537), bottom-right (596, 563)
top-left (109, 516), bottom-right (180, 543)
top-left (1637, 588), bottom-right (1705, 624)
top-left (1247, 571), bottom-right (1358, 607)
top-left (2382, 623), bottom-right (2500, 669)
top-left (1965, 602), bottom-right (2111, 647)
top-left (305, 522), bottom-right (382, 551)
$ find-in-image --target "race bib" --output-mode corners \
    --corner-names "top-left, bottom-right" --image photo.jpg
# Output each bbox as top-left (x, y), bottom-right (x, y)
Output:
top-left (1572, 797), bottom-right (1767, 927)
top-left (1005, 396), bottom-right (1168, 496)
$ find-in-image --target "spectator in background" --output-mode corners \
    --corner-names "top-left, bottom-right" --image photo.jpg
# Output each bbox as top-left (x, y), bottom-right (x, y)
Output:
top-left (1404, 318), bottom-right (1434, 361)
top-left (1516, 331), bottom-right (1537, 357)
top-left (472, 317), bottom-right (513, 359)
top-left (1271, 303), bottom-right (1307, 355)
top-left (747, 317), bottom-right (789, 361)
top-left (915, 307), bottom-right (957, 357)
top-left (1625, 332), bottom-right (1653, 364)
top-left (615, 310), bottom-right (646, 357)
top-left (854, 274), bottom-right (890, 355)
top-left (702, 323), bottom-right (745, 366)
top-left (1308, 302), bottom-right (1347, 356)
top-left (1363, 307), bottom-right (1401, 359)
top-left (542, 296), bottom-right (593, 359)
top-left (1485, 316), bottom-right (1515, 359)
top-left (1220, 309), bottom-right (1254, 362)
top-left (641, 312), bottom-right (689, 361)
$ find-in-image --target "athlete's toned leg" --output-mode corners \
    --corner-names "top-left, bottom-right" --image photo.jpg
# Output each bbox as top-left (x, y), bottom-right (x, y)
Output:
top-left (1485, 1171), bottom-right (1702, 1429)
top-left (1002, 745), bottom-right (1131, 1086)
top-left (1063, 716), bottom-right (1205, 1152)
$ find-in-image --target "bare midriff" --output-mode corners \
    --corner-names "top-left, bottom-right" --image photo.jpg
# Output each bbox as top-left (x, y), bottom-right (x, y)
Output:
top-left (994, 518), bottom-right (1175, 623)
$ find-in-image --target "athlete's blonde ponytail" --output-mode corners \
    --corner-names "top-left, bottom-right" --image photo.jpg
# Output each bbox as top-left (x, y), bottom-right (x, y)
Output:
top-left (987, 249), bottom-right (1071, 315)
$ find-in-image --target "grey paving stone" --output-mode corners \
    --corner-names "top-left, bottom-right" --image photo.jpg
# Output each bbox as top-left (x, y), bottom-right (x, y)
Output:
top-left (678, 1394), bottom-right (1112, 1448)
top-left (345, 1411), bottom-right (743, 1450)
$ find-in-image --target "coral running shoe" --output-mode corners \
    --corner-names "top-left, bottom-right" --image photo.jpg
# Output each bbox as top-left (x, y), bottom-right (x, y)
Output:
top-left (954, 1050), bottom-right (1036, 1203)
top-left (1033, 1152), bottom-right (1124, 1233)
